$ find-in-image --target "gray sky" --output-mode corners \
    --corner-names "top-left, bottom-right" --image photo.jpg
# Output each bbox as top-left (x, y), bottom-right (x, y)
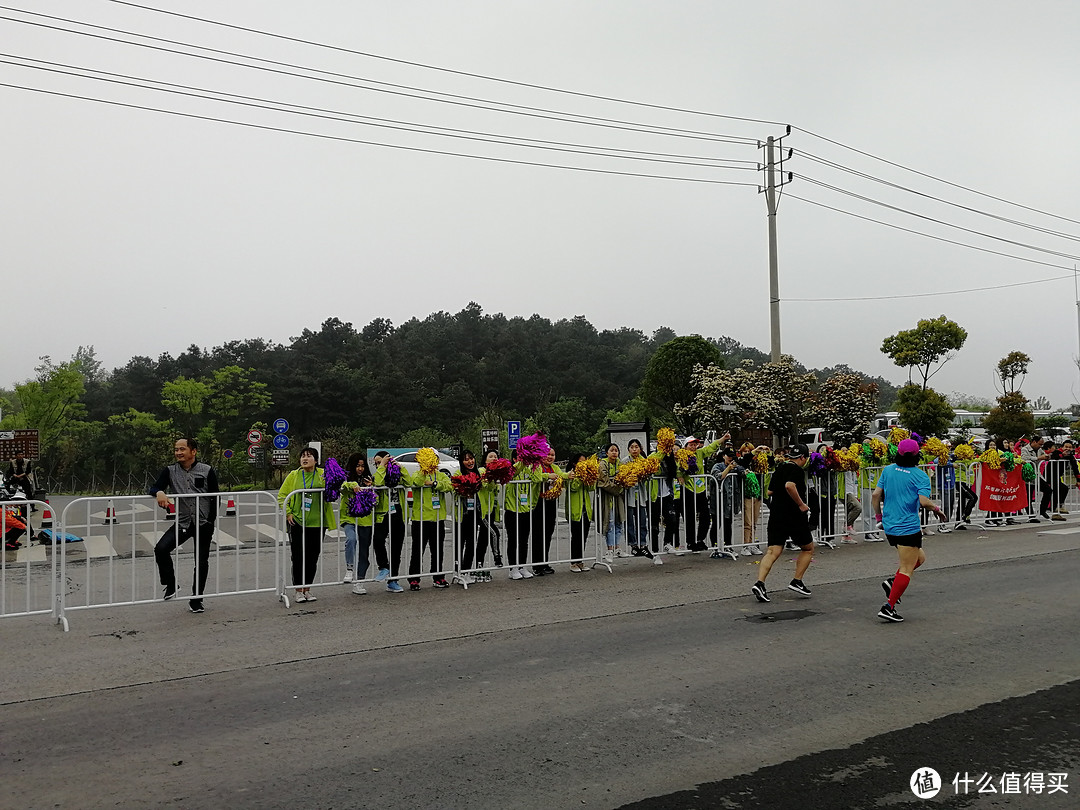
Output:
top-left (4, 1), bottom-right (1080, 409)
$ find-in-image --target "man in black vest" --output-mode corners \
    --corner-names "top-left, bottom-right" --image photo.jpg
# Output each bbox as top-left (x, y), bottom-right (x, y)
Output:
top-left (149, 438), bottom-right (219, 613)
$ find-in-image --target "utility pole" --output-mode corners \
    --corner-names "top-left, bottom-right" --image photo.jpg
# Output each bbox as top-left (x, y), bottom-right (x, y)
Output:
top-left (765, 135), bottom-right (782, 363)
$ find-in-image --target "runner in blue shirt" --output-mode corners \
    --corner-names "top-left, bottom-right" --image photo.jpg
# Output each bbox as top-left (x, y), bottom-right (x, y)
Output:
top-left (872, 438), bottom-right (947, 622)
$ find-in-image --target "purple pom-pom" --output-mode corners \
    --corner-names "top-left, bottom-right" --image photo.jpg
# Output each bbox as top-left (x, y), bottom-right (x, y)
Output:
top-left (687, 456), bottom-right (698, 475)
top-left (347, 487), bottom-right (377, 517)
top-left (384, 460), bottom-right (403, 487)
top-left (806, 452), bottom-right (827, 476)
top-left (517, 433), bottom-right (551, 465)
top-left (324, 457), bottom-right (348, 489)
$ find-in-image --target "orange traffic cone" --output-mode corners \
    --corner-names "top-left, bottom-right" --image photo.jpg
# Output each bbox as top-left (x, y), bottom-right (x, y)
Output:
top-left (225, 497), bottom-right (237, 517)
top-left (166, 502), bottom-right (177, 520)
top-left (41, 500), bottom-right (53, 529)
top-left (103, 503), bottom-right (118, 525)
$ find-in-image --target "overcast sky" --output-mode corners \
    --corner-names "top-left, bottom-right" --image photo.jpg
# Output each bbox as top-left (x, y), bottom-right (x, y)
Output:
top-left (3, 1), bottom-right (1080, 410)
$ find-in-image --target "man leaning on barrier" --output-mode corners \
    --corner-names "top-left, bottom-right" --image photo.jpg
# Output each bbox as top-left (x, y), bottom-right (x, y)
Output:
top-left (149, 437), bottom-right (219, 614)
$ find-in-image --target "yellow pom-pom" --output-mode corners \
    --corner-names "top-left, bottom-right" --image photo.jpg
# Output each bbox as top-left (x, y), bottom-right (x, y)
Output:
top-left (656, 427), bottom-right (676, 456)
top-left (922, 437), bottom-right (950, 465)
top-left (869, 438), bottom-right (888, 459)
top-left (417, 447), bottom-right (439, 475)
top-left (954, 443), bottom-right (975, 461)
top-left (888, 427), bottom-right (910, 446)
top-left (615, 459), bottom-right (644, 488)
top-left (642, 456), bottom-right (661, 476)
top-left (541, 476), bottom-right (564, 500)
top-left (674, 447), bottom-right (693, 470)
top-left (575, 455), bottom-right (600, 487)
top-left (978, 448), bottom-right (1002, 469)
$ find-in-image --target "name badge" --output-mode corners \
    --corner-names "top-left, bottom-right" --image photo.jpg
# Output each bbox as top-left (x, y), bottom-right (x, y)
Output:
top-left (519, 493), bottom-right (529, 507)
top-left (431, 495), bottom-right (441, 509)
top-left (302, 495), bottom-right (313, 511)
top-left (466, 498), bottom-right (475, 511)
top-left (674, 482), bottom-right (681, 497)
top-left (389, 503), bottom-right (397, 514)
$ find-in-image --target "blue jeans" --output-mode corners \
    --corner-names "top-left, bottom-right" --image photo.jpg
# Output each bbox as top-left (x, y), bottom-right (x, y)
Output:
top-left (343, 522), bottom-right (373, 579)
top-left (605, 507), bottom-right (623, 548)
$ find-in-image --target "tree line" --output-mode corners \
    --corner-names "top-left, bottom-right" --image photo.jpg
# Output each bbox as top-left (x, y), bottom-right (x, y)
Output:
top-left (0, 302), bottom-right (902, 492)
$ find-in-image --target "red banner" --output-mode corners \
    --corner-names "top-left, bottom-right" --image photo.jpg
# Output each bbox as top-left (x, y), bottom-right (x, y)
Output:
top-left (978, 464), bottom-right (1028, 512)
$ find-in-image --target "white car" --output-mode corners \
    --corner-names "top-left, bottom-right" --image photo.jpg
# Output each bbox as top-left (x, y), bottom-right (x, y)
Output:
top-left (392, 450), bottom-right (461, 479)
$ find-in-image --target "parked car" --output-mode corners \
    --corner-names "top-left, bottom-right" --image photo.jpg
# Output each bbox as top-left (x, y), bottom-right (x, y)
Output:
top-left (392, 450), bottom-right (460, 479)
top-left (797, 428), bottom-right (833, 449)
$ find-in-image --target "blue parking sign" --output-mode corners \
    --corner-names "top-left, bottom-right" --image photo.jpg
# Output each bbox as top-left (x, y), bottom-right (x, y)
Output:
top-left (507, 420), bottom-right (521, 449)
top-left (273, 434), bottom-right (290, 450)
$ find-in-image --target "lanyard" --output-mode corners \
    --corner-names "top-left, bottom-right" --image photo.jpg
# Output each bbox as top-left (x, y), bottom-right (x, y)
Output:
top-left (301, 470), bottom-right (312, 490)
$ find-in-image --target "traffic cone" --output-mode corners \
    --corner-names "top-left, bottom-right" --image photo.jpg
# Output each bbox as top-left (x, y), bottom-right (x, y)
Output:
top-left (225, 497), bottom-right (236, 517)
top-left (104, 502), bottom-right (118, 525)
top-left (41, 500), bottom-right (53, 529)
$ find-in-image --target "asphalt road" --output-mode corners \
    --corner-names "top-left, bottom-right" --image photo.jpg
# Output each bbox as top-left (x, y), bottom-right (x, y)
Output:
top-left (2, 526), bottom-right (1078, 809)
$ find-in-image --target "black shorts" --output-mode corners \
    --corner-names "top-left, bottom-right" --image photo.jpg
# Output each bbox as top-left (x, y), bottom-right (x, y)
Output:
top-left (887, 531), bottom-right (923, 549)
top-left (766, 514), bottom-right (814, 548)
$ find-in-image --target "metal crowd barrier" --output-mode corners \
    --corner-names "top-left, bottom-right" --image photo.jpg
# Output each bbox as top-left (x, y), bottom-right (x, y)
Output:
top-left (1, 499), bottom-right (57, 623)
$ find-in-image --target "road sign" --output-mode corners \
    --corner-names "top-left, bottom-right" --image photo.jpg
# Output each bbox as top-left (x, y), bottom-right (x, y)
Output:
top-left (507, 421), bottom-right (521, 449)
top-left (247, 429), bottom-right (263, 444)
top-left (246, 445), bottom-right (259, 458)
top-left (271, 449), bottom-right (290, 466)
top-left (481, 428), bottom-right (499, 456)
top-left (273, 418), bottom-right (289, 434)
top-left (223, 449), bottom-right (234, 459)
top-left (272, 434), bottom-right (290, 450)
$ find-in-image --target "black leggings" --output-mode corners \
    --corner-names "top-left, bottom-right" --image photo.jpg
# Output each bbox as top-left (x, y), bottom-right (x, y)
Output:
top-left (504, 510), bottom-right (531, 566)
top-left (570, 514), bottom-right (591, 560)
top-left (373, 512), bottom-right (405, 576)
top-left (459, 510), bottom-right (492, 570)
top-left (288, 524), bottom-right (322, 587)
top-left (409, 520), bottom-right (445, 579)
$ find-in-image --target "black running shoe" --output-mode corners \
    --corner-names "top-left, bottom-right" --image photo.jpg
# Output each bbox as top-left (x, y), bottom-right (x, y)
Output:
top-left (408, 580), bottom-right (421, 591)
top-left (163, 585), bottom-right (177, 601)
top-left (877, 603), bottom-right (904, 622)
top-left (881, 577), bottom-right (901, 603)
top-left (751, 582), bottom-right (770, 603)
top-left (788, 579), bottom-right (812, 596)
top-left (188, 600), bottom-right (204, 614)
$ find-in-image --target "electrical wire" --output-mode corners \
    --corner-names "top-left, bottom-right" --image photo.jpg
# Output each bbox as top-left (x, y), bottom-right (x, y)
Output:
top-left (0, 80), bottom-right (763, 187)
top-left (0, 54), bottom-right (758, 171)
top-left (0, 7), bottom-right (766, 146)
top-left (794, 148), bottom-right (1080, 243)
top-left (795, 174), bottom-right (1080, 262)
top-left (106, 0), bottom-right (788, 129)
top-left (793, 125), bottom-right (1080, 227)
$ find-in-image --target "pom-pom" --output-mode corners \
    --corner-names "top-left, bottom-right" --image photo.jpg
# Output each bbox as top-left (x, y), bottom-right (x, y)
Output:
top-left (686, 455), bottom-right (698, 475)
top-left (656, 427), bottom-right (676, 456)
top-left (922, 437), bottom-right (950, 465)
top-left (744, 470), bottom-right (761, 498)
top-left (675, 447), bottom-right (694, 471)
top-left (451, 471), bottom-right (482, 497)
top-left (978, 449), bottom-right (1002, 469)
top-left (384, 459), bottom-right (403, 487)
top-left (574, 455), bottom-right (600, 487)
top-left (541, 476), bottom-right (564, 500)
top-left (752, 450), bottom-right (771, 474)
top-left (417, 447), bottom-right (439, 476)
top-left (953, 443), bottom-right (975, 462)
top-left (806, 452), bottom-right (827, 477)
top-left (516, 433), bottom-right (551, 466)
top-left (642, 455), bottom-right (661, 476)
top-left (888, 427), bottom-right (911, 446)
top-left (323, 457), bottom-right (348, 501)
top-left (481, 458), bottom-right (514, 485)
top-left (615, 461), bottom-right (642, 488)
top-left (1022, 461), bottom-right (1036, 482)
top-left (999, 451), bottom-right (1019, 472)
top-left (346, 487), bottom-right (377, 517)
top-left (834, 446), bottom-right (861, 471)
top-left (822, 447), bottom-right (843, 471)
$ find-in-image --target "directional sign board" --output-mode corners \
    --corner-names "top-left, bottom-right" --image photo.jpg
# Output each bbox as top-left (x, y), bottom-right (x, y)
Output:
top-left (0, 429), bottom-right (40, 461)
top-left (481, 428), bottom-right (499, 456)
top-left (507, 420), bottom-right (521, 450)
top-left (273, 418), bottom-right (289, 434)
top-left (272, 434), bottom-right (290, 450)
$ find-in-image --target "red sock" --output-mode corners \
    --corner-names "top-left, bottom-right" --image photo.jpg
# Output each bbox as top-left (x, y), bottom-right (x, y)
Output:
top-left (888, 573), bottom-right (910, 607)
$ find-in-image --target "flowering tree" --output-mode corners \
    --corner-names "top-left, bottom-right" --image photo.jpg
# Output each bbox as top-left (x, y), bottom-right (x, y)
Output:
top-left (804, 372), bottom-right (879, 447)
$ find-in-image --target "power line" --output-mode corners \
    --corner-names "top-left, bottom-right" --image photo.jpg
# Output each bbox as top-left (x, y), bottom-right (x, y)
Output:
top-left (793, 125), bottom-right (1080, 227)
top-left (0, 7), bottom-right (765, 147)
top-left (795, 174), bottom-right (1080, 262)
top-left (0, 80), bottom-right (763, 187)
top-left (793, 148), bottom-right (1080, 243)
top-left (0, 55), bottom-right (758, 172)
top-left (106, 0), bottom-right (789, 129)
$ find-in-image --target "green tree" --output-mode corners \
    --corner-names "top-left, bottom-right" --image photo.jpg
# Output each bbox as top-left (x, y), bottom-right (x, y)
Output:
top-left (11, 357), bottom-right (87, 450)
top-left (1035, 413), bottom-right (1070, 430)
top-left (982, 392), bottom-right (1035, 440)
top-left (895, 384), bottom-right (954, 438)
top-left (881, 316), bottom-right (968, 389)
top-left (161, 376), bottom-right (211, 437)
top-left (640, 335), bottom-right (722, 431)
top-left (996, 351), bottom-right (1031, 394)
top-left (205, 366), bottom-right (273, 445)
top-left (526, 397), bottom-right (598, 456)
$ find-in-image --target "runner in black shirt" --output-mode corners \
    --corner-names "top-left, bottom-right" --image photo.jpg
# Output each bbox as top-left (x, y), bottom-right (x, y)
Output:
top-left (752, 443), bottom-right (814, 603)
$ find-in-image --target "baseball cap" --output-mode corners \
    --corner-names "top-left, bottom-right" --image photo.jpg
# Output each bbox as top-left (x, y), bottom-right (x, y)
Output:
top-left (684, 435), bottom-right (700, 445)
top-left (787, 443), bottom-right (809, 458)
top-left (898, 438), bottom-right (920, 455)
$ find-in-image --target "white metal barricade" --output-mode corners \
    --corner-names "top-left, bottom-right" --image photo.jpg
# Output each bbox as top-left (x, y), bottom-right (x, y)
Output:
top-left (57, 491), bottom-right (281, 628)
top-left (1, 499), bottom-right (57, 623)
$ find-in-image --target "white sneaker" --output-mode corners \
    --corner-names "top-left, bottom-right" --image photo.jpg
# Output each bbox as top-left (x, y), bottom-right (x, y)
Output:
top-left (569, 563), bottom-right (583, 573)
top-left (615, 548), bottom-right (629, 558)
top-left (663, 544), bottom-right (674, 553)
top-left (519, 567), bottom-right (534, 579)
top-left (509, 567), bottom-right (523, 580)
top-left (459, 573), bottom-right (475, 584)
top-left (343, 568), bottom-right (354, 583)
top-left (740, 546), bottom-right (753, 556)
top-left (603, 551), bottom-right (614, 563)
top-left (351, 583), bottom-right (367, 595)
top-left (751, 545), bottom-right (764, 555)
top-left (864, 533), bottom-right (884, 542)
top-left (937, 524), bottom-right (952, 534)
